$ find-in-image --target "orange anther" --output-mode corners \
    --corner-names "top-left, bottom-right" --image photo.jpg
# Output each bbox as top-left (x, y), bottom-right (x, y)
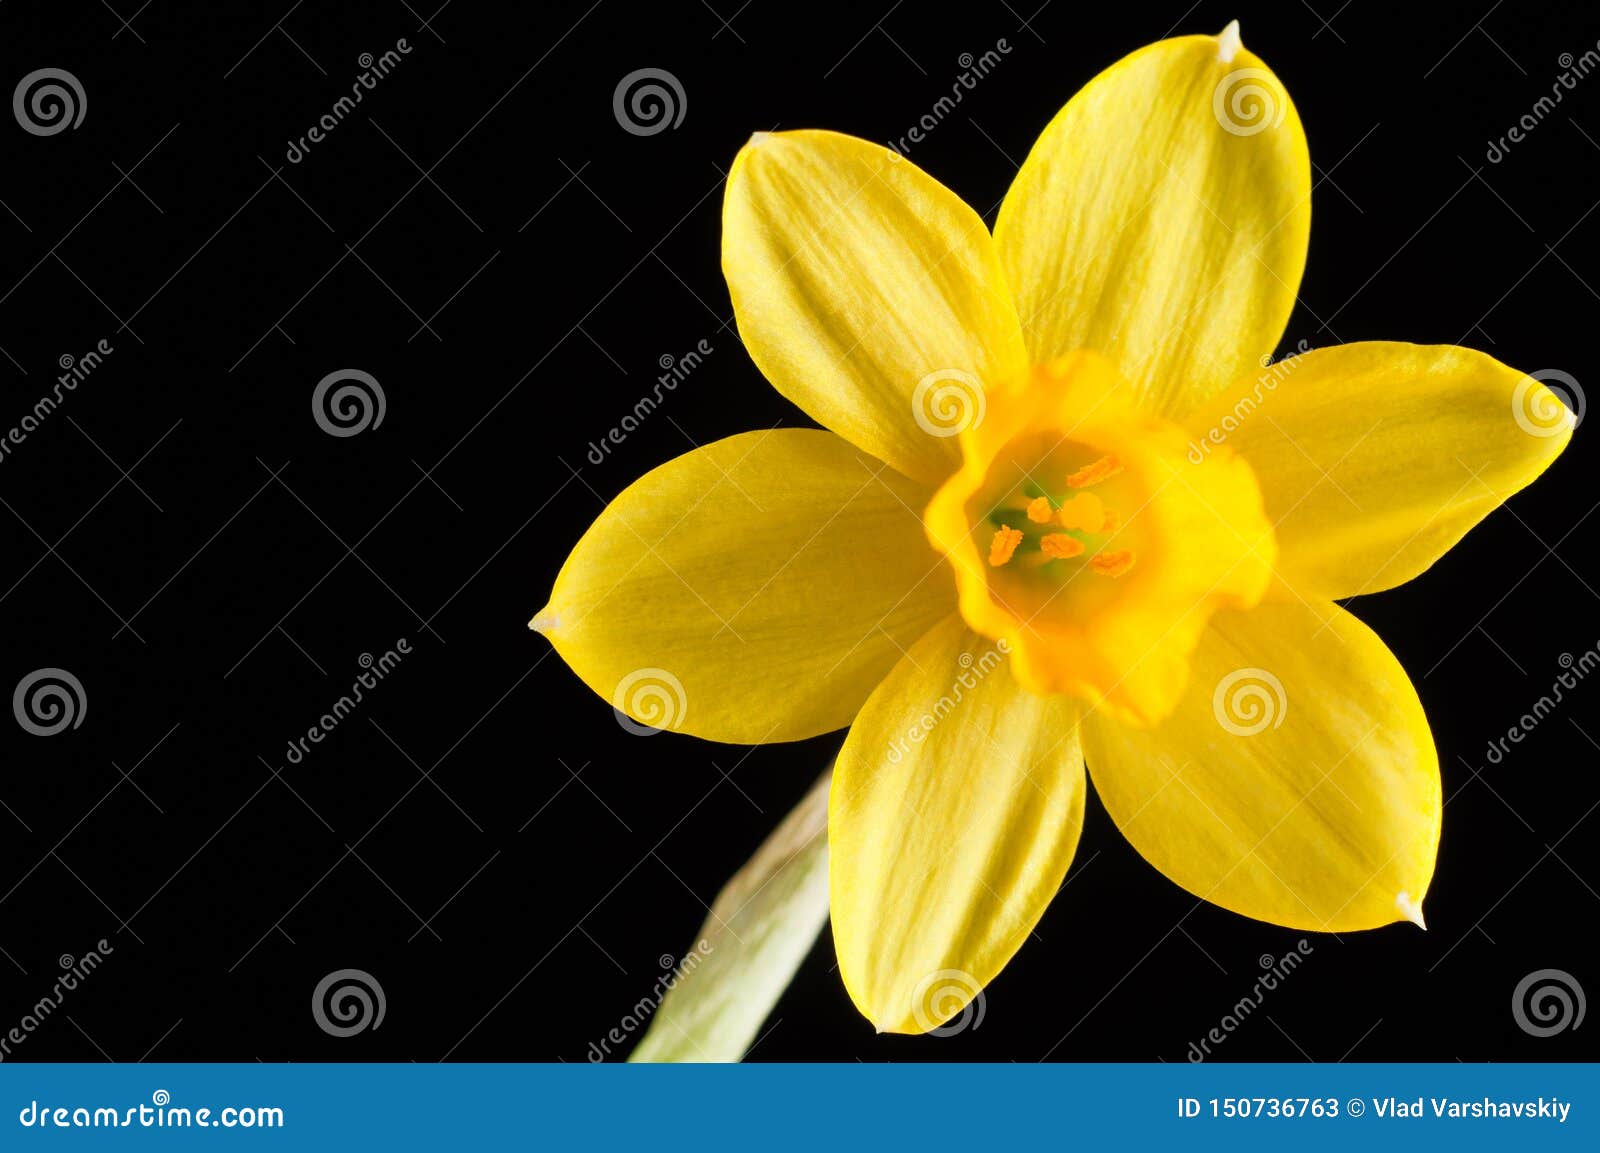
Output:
top-left (1026, 495), bottom-right (1054, 524)
top-left (1100, 508), bottom-right (1121, 533)
top-left (1040, 533), bottom-right (1085, 560)
top-left (988, 525), bottom-right (1024, 567)
top-left (1090, 549), bottom-right (1136, 578)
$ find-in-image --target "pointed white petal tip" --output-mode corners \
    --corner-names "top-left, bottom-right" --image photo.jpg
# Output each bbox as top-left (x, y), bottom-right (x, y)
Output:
top-left (1395, 891), bottom-right (1427, 930)
top-left (529, 607), bottom-right (560, 635)
top-left (747, 131), bottom-right (772, 148)
top-left (1216, 20), bottom-right (1243, 64)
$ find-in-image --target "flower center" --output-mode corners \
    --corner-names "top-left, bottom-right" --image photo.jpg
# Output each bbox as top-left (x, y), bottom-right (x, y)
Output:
top-left (984, 449), bottom-right (1132, 574)
top-left (924, 351), bottom-right (1276, 726)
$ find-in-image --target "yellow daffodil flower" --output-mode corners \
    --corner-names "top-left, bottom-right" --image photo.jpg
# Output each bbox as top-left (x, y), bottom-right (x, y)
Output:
top-left (533, 21), bottom-right (1574, 1035)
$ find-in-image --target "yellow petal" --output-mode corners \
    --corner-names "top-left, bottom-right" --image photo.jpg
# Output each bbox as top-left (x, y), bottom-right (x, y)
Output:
top-left (535, 430), bottom-right (952, 743)
top-left (630, 768), bottom-right (831, 1063)
top-left (994, 25), bottom-right (1310, 415)
top-left (1083, 599), bottom-right (1440, 932)
top-left (723, 130), bottom-right (1028, 484)
top-left (1184, 342), bottom-right (1574, 598)
top-left (830, 616), bottom-right (1084, 1033)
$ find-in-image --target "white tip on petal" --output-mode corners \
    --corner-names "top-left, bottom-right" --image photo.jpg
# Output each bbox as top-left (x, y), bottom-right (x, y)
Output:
top-left (747, 131), bottom-right (771, 147)
top-left (1395, 891), bottom-right (1427, 930)
top-left (1216, 19), bottom-right (1242, 64)
top-left (529, 606), bottom-right (559, 634)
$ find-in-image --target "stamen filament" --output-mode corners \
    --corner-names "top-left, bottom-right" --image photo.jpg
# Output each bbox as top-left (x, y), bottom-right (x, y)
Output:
top-left (1066, 455), bottom-right (1123, 488)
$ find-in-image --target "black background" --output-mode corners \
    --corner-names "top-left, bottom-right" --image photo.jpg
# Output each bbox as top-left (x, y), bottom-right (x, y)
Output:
top-left (0, 0), bottom-right (1595, 1063)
